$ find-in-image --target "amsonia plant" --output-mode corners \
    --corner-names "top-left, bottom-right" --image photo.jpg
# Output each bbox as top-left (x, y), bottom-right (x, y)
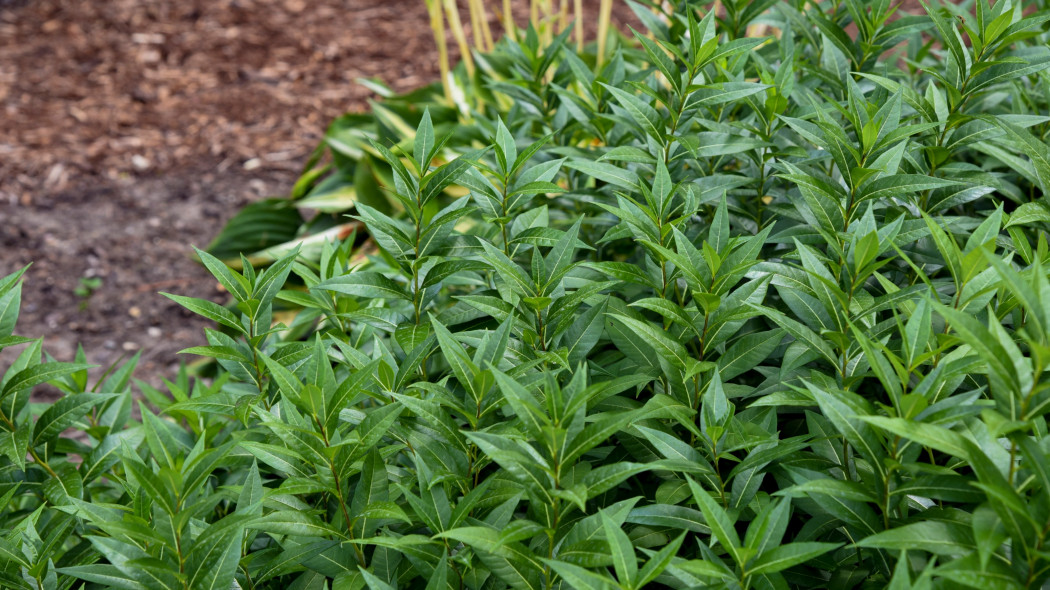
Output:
top-left (3, 0), bottom-right (1050, 589)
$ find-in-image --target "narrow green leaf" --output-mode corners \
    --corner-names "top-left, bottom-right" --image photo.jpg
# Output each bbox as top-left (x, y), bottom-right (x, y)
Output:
top-left (33, 393), bottom-right (117, 447)
top-left (2, 362), bottom-right (95, 399)
top-left (687, 477), bottom-right (742, 566)
top-left (748, 542), bottom-right (840, 576)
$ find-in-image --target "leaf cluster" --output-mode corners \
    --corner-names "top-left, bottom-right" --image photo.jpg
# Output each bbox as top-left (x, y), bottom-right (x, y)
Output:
top-left (4, 0), bottom-right (1050, 589)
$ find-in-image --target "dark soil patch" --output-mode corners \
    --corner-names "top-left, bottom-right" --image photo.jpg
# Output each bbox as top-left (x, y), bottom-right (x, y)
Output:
top-left (0, 0), bottom-right (637, 393)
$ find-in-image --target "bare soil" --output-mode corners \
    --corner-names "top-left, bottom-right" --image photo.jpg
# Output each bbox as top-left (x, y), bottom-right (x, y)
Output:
top-left (0, 0), bottom-right (636, 391)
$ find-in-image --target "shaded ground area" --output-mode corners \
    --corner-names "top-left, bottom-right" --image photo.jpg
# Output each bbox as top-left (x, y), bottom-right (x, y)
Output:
top-left (0, 0), bottom-right (635, 387)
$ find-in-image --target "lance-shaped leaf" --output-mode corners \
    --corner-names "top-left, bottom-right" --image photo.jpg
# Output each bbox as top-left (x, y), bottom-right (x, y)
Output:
top-left (687, 476), bottom-right (743, 566)
top-left (747, 542), bottom-right (841, 576)
top-left (609, 314), bottom-right (692, 370)
top-left (806, 383), bottom-right (888, 481)
top-left (33, 393), bottom-right (117, 447)
top-left (2, 362), bottom-right (95, 400)
top-left (315, 272), bottom-right (410, 301)
top-left (748, 304), bottom-right (837, 366)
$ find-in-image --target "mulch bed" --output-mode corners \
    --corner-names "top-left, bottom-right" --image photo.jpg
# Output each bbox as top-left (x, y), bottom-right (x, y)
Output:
top-left (0, 0), bottom-right (636, 391)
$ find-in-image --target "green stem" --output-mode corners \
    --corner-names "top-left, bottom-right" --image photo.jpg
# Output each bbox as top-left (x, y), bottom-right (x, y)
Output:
top-left (0, 412), bottom-right (59, 481)
top-left (318, 417), bottom-right (365, 566)
top-left (501, 178), bottom-right (512, 256)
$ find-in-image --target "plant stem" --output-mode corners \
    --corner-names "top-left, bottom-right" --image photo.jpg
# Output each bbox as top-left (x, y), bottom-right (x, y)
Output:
top-left (473, 0), bottom-right (494, 51)
top-left (467, 0), bottom-right (485, 53)
top-left (443, 0), bottom-right (475, 77)
top-left (573, 0), bottom-right (584, 51)
top-left (503, 0), bottom-right (517, 42)
top-left (596, 0), bottom-right (612, 68)
top-left (558, 0), bottom-right (570, 35)
top-left (427, 0), bottom-right (453, 103)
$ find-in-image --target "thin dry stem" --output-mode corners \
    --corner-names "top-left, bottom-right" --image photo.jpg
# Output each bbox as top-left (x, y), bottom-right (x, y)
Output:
top-left (573, 0), bottom-right (584, 51)
top-left (596, 0), bottom-right (613, 68)
top-left (503, 0), bottom-right (517, 42)
top-left (425, 0), bottom-right (453, 102)
top-left (442, 0), bottom-right (475, 76)
top-left (542, 0), bottom-right (556, 45)
top-left (467, 0), bottom-right (485, 52)
top-left (472, 0), bottom-right (495, 51)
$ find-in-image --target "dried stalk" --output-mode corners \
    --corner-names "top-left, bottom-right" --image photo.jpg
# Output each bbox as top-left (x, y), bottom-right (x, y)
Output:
top-left (425, 0), bottom-right (453, 102)
top-left (542, 0), bottom-right (555, 45)
top-left (467, 0), bottom-right (485, 52)
top-left (471, 0), bottom-right (494, 51)
top-left (573, 0), bottom-right (584, 51)
top-left (503, 0), bottom-right (517, 42)
top-left (442, 0), bottom-right (475, 76)
top-left (596, 0), bottom-right (613, 68)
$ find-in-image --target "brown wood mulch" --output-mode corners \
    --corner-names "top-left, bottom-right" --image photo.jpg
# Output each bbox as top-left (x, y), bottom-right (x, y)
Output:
top-left (1, 0), bottom-right (448, 200)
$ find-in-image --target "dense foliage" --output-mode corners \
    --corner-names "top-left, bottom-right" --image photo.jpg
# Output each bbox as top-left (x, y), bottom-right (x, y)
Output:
top-left (4, 0), bottom-right (1050, 588)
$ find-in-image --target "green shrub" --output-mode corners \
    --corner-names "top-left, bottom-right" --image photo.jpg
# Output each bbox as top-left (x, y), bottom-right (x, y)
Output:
top-left (4, 0), bottom-right (1050, 588)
